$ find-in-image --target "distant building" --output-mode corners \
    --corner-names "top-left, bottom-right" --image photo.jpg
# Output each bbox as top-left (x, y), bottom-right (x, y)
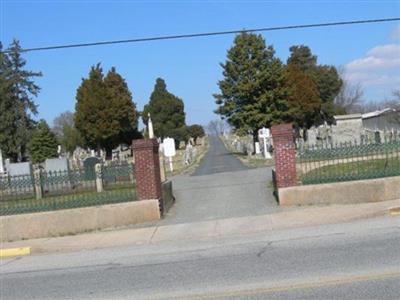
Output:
top-left (361, 108), bottom-right (400, 132)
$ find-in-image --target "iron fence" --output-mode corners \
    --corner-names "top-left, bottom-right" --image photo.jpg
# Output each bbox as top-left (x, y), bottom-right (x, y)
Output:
top-left (297, 139), bottom-right (400, 185)
top-left (0, 187), bottom-right (136, 216)
top-left (0, 161), bottom-right (137, 215)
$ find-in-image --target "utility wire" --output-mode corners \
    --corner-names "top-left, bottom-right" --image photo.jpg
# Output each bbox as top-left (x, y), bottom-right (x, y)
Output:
top-left (7, 17), bottom-right (400, 53)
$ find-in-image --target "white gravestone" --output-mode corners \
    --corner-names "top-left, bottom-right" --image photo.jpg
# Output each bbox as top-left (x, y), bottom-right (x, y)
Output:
top-left (258, 127), bottom-right (272, 159)
top-left (255, 142), bottom-right (261, 154)
top-left (163, 138), bottom-right (176, 171)
top-left (45, 158), bottom-right (69, 173)
top-left (8, 162), bottom-right (31, 176)
top-left (0, 149), bottom-right (4, 173)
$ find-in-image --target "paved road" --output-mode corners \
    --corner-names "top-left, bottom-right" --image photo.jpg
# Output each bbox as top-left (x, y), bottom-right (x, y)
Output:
top-left (1, 216), bottom-right (399, 299)
top-left (193, 135), bottom-right (249, 176)
top-left (161, 136), bottom-right (279, 225)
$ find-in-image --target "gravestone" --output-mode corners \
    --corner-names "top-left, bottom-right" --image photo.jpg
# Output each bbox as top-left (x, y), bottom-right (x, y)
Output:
top-left (83, 157), bottom-right (101, 180)
top-left (45, 158), bottom-right (69, 173)
top-left (7, 162), bottom-right (31, 176)
top-left (0, 149), bottom-right (3, 173)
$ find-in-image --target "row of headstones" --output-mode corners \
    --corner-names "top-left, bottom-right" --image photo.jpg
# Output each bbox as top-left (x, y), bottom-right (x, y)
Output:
top-left (0, 156), bottom-right (102, 177)
top-left (301, 128), bottom-right (400, 148)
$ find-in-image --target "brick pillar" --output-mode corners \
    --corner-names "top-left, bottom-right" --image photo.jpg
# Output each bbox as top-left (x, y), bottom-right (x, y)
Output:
top-left (132, 139), bottom-right (162, 201)
top-left (271, 123), bottom-right (297, 188)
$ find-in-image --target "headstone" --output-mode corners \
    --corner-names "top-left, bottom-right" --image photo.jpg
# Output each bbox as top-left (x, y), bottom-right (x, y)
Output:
top-left (45, 158), bottom-right (69, 173)
top-left (7, 162), bottom-right (31, 176)
top-left (163, 138), bottom-right (176, 157)
top-left (0, 149), bottom-right (4, 173)
top-left (163, 138), bottom-right (176, 172)
top-left (83, 157), bottom-right (101, 180)
top-left (307, 127), bottom-right (317, 146)
top-left (148, 113), bottom-right (154, 139)
top-left (255, 142), bottom-right (261, 154)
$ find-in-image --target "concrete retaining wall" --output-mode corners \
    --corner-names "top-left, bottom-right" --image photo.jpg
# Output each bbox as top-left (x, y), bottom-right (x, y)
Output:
top-left (0, 200), bottom-right (160, 242)
top-left (279, 176), bottom-right (400, 206)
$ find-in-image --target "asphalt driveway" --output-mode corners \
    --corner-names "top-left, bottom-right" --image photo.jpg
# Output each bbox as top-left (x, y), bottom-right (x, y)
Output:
top-left (160, 136), bottom-right (279, 225)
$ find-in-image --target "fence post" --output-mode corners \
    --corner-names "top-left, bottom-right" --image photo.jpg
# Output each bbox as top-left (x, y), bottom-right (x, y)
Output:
top-left (271, 123), bottom-right (297, 188)
top-left (132, 139), bottom-right (162, 201)
top-left (159, 154), bottom-right (166, 182)
top-left (95, 163), bottom-right (103, 193)
top-left (33, 169), bottom-right (43, 200)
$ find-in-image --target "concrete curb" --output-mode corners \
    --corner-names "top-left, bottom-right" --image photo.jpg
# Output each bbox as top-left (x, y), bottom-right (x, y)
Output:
top-left (2, 199), bottom-right (399, 256)
top-left (0, 247), bottom-right (31, 257)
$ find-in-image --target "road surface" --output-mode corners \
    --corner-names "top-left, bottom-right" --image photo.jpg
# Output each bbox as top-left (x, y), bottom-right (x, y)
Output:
top-left (1, 216), bottom-right (399, 299)
top-left (161, 136), bottom-right (279, 225)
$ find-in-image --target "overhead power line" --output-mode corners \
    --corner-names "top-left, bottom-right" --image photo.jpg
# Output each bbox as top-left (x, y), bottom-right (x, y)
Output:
top-left (7, 17), bottom-right (400, 53)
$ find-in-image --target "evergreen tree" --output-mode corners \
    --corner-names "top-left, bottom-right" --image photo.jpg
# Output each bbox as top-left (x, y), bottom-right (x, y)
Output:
top-left (0, 40), bottom-right (41, 161)
top-left (103, 67), bottom-right (139, 146)
top-left (187, 124), bottom-right (205, 144)
top-left (142, 78), bottom-right (186, 140)
top-left (28, 120), bottom-right (58, 163)
top-left (287, 45), bottom-right (342, 123)
top-left (285, 64), bottom-right (321, 130)
top-left (75, 64), bottom-right (139, 158)
top-left (214, 32), bottom-right (288, 140)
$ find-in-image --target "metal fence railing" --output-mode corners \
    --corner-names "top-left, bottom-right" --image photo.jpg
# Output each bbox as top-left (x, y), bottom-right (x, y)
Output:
top-left (0, 161), bottom-right (137, 216)
top-left (297, 139), bottom-right (400, 185)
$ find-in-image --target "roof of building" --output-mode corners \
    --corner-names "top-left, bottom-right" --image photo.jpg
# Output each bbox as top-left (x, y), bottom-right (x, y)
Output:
top-left (362, 108), bottom-right (397, 119)
top-left (334, 114), bottom-right (362, 121)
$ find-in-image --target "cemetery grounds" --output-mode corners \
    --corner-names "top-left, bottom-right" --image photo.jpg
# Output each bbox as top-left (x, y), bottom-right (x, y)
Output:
top-left (163, 136), bottom-right (209, 177)
top-left (0, 160), bottom-right (136, 216)
top-left (220, 134), bottom-right (274, 168)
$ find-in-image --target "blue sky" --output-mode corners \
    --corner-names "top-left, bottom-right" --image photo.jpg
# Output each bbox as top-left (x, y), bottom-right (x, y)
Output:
top-left (1, 0), bottom-right (399, 127)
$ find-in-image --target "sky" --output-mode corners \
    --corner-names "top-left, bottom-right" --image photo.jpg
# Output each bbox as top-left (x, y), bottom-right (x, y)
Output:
top-left (1, 0), bottom-right (400, 127)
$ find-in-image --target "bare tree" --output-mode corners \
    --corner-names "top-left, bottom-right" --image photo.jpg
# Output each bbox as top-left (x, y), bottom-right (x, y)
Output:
top-left (52, 111), bottom-right (75, 139)
top-left (334, 67), bottom-right (364, 114)
top-left (206, 119), bottom-right (229, 136)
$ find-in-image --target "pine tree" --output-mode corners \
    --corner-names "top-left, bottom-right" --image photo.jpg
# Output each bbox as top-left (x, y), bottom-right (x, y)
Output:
top-left (0, 40), bottom-right (41, 161)
top-left (187, 124), bottom-right (205, 144)
top-left (214, 32), bottom-right (288, 140)
top-left (142, 78), bottom-right (186, 140)
top-left (287, 45), bottom-right (342, 123)
top-left (75, 64), bottom-right (139, 158)
top-left (285, 64), bottom-right (321, 130)
top-left (28, 120), bottom-right (58, 163)
top-left (103, 67), bottom-right (139, 146)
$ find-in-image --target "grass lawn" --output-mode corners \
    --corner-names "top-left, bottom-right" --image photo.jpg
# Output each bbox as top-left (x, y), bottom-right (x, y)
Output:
top-left (0, 186), bottom-right (136, 216)
top-left (220, 136), bottom-right (274, 168)
top-left (164, 136), bottom-right (209, 177)
top-left (300, 158), bottom-right (400, 184)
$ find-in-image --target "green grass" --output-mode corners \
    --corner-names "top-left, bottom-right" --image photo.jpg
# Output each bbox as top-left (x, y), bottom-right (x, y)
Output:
top-left (300, 158), bottom-right (400, 184)
top-left (0, 186), bottom-right (136, 216)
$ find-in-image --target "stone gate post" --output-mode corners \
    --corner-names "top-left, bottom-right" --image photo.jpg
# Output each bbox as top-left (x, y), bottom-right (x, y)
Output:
top-left (132, 139), bottom-right (162, 201)
top-left (271, 123), bottom-right (297, 188)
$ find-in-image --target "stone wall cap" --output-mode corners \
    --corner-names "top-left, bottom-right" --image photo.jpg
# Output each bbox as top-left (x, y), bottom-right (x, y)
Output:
top-left (132, 138), bottom-right (159, 150)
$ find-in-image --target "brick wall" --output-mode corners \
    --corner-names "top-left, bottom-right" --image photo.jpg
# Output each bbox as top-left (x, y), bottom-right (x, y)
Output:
top-left (132, 139), bottom-right (162, 201)
top-left (271, 123), bottom-right (297, 188)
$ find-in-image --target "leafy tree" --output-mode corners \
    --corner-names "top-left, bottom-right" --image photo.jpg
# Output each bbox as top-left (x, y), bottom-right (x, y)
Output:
top-left (285, 64), bottom-right (321, 130)
top-left (52, 111), bottom-right (83, 154)
top-left (187, 124), bottom-right (205, 144)
top-left (170, 126), bottom-right (189, 149)
top-left (0, 40), bottom-right (41, 162)
top-left (287, 45), bottom-right (342, 123)
top-left (75, 64), bottom-right (139, 158)
top-left (214, 32), bottom-right (288, 141)
top-left (28, 120), bottom-right (58, 163)
top-left (142, 78), bottom-right (186, 139)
